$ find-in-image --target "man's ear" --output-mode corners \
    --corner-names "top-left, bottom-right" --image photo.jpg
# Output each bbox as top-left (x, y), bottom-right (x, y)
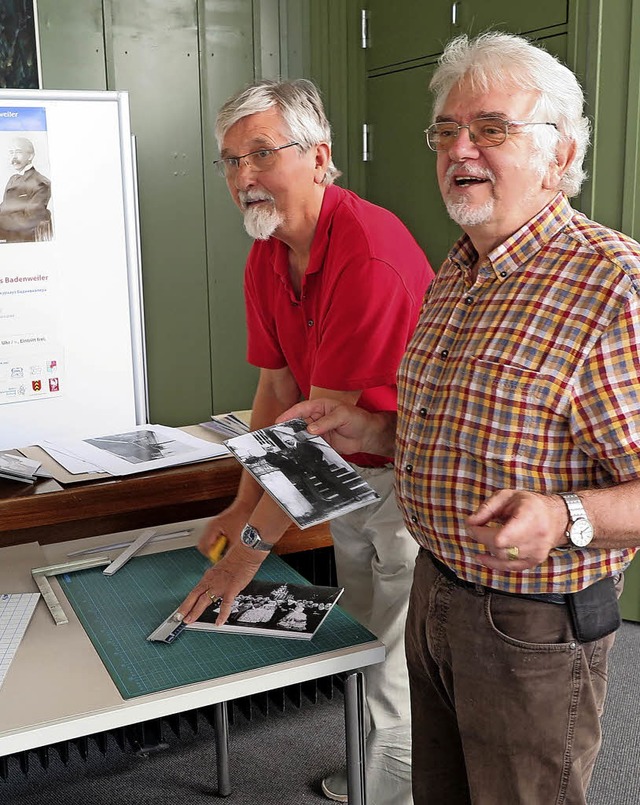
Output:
top-left (543, 137), bottom-right (577, 190)
top-left (314, 143), bottom-right (331, 184)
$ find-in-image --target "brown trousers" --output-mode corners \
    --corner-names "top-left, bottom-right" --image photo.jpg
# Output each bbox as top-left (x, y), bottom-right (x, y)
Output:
top-left (405, 549), bottom-right (619, 805)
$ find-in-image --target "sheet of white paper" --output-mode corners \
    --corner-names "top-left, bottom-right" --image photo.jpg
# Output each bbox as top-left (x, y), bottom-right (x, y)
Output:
top-left (0, 593), bottom-right (40, 690)
top-left (39, 443), bottom-right (107, 474)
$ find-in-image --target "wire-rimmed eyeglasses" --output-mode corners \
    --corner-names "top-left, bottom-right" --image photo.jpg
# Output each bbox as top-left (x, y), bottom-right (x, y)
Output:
top-left (213, 142), bottom-right (300, 177)
top-left (424, 118), bottom-right (558, 152)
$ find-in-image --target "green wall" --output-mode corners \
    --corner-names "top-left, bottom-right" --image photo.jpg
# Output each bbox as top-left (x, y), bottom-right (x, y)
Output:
top-left (36, 0), bottom-right (306, 426)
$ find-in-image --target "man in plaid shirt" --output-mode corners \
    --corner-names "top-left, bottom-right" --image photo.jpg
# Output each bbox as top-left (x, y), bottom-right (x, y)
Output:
top-left (284, 31), bottom-right (640, 805)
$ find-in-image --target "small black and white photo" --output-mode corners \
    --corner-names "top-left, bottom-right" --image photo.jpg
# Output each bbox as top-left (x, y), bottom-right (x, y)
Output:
top-left (186, 578), bottom-right (344, 640)
top-left (224, 418), bottom-right (380, 528)
top-left (85, 429), bottom-right (197, 465)
top-left (42, 424), bottom-right (228, 477)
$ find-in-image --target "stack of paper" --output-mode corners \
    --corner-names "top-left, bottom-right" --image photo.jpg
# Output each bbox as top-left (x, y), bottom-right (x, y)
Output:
top-left (0, 451), bottom-right (43, 484)
top-left (39, 424), bottom-right (229, 477)
top-left (199, 411), bottom-right (251, 439)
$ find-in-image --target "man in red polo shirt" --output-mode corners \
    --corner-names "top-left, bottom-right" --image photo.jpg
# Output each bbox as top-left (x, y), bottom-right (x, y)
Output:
top-left (179, 79), bottom-right (433, 805)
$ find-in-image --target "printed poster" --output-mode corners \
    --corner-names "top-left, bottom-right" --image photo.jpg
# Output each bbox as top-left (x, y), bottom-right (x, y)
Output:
top-left (0, 105), bottom-right (62, 407)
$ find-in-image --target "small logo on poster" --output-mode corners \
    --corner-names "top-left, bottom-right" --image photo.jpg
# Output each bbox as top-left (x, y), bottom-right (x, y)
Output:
top-left (31, 379), bottom-right (41, 391)
top-left (48, 377), bottom-right (59, 392)
top-left (47, 360), bottom-right (57, 372)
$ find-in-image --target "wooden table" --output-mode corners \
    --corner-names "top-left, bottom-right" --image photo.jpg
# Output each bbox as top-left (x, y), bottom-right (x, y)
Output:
top-left (0, 455), bottom-right (332, 553)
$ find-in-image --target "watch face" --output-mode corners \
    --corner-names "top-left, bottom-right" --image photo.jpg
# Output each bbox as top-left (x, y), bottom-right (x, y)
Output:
top-left (241, 525), bottom-right (259, 547)
top-left (569, 518), bottom-right (594, 547)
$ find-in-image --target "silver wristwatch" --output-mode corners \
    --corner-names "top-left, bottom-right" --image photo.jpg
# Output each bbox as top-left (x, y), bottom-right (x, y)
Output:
top-left (559, 492), bottom-right (594, 548)
top-left (240, 523), bottom-right (274, 552)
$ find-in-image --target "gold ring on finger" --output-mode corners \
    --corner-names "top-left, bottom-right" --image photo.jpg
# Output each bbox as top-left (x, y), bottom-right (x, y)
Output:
top-left (206, 589), bottom-right (218, 601)
top-left (506, 546), bottom-right (519, 561)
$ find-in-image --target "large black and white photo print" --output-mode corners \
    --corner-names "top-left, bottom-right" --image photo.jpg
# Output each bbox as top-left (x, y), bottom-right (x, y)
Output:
top-left (225, 418), bottom-right (380, 528)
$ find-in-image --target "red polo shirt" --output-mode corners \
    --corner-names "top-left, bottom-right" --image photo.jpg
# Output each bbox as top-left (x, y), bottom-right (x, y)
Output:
top-left (245, 184), bottom-right (433, 465)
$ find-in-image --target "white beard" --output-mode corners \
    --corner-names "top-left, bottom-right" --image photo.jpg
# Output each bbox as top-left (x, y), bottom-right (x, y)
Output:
top-left (239, 190), bottom-right (284, 240)
top-left (445, 198), bottom-right (495, 227)
top-left (443, 163), bottom-right (496, 227)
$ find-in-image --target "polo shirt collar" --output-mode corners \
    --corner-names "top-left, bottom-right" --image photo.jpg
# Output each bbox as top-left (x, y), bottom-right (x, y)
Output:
top-left (270, 184), bottom-right (338, 286)
top-left (306, 184), bottom-right (340, 276)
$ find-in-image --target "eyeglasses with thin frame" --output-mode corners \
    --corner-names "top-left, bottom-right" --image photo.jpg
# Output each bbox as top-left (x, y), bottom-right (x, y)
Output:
top-left (213, 142), bottom-right (300, 177)
top-left (424, 118), bottom-right (558, 152)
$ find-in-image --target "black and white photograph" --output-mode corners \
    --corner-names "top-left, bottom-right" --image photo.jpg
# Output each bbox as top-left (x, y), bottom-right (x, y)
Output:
top-left (224, 418), bottom-right (380, 529)
top-left (41, 424), bottom-right (228, 477)
top-left (85, 429), bottom-right (195, 465)
top-left (186, 578), bottom-right (344, 640)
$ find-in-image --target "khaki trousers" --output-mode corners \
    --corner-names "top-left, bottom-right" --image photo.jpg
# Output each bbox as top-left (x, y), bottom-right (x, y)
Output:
top-left (331, 465), bottom-right (418, 805)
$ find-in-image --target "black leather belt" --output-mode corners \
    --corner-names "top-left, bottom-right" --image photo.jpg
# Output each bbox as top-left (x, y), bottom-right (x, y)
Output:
top-left (427, 551), bottom-right (566, 605)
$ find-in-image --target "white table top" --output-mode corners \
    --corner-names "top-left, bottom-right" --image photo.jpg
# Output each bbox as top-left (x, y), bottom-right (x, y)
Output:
top-left (0, 520), bottom-right (384, 756)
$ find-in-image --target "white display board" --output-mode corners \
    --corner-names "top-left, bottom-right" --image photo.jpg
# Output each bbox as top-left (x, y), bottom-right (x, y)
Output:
top-left (0, 90), bottom-right (146, 450)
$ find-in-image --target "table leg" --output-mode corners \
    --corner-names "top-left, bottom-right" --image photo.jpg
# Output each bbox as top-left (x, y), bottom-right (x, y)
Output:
top-left (213, 701), bottom-right (231, 797)
top-left (344, 670), bottom-right (367, 805)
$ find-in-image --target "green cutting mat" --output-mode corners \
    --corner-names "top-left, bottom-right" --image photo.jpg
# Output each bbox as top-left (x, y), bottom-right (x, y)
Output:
top-left (58, 548), bottom-right (377, 699)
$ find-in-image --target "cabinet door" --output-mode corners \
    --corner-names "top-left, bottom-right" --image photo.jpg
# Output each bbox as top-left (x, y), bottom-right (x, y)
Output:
top-left (365, 0), bottom-right (451, 70)
top-left (365, 0), bottom-right (569, 72)
top-left (366, 63), bottom-right (460, 270)
top-left (457, 1), bottom-right (569, 38)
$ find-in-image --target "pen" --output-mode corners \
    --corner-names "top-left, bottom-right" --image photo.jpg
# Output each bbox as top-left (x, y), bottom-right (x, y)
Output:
top-left (207, 535), bottom-right (228, 564)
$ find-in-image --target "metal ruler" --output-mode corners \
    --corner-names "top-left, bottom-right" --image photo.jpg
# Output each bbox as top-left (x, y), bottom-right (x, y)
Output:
top-left (32, 557), bottom-right (111, 625)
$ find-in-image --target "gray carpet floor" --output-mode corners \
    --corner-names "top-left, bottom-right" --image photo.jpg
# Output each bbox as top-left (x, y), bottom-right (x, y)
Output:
top-left (1, 621), bottom-right (638, 804)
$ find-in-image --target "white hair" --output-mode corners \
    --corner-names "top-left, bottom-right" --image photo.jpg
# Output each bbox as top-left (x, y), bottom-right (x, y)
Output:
top-left (430, 32), bottom-right (591, 197)
top-left (215, 79), bottom-right (341, 186)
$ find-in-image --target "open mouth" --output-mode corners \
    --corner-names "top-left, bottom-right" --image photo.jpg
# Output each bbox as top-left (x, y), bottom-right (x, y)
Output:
top-left (240, 193), bottom-right (274, 211)
top-left (454, 176), bottom-right (489, 187)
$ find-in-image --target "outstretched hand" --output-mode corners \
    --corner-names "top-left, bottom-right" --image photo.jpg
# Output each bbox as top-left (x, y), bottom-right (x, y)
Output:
top-left (466, 489), bottom-right (568, 571)
top-left (278, 399), bottom-right (391, 456)
top-left (177, 544), bottom-right (267, 626)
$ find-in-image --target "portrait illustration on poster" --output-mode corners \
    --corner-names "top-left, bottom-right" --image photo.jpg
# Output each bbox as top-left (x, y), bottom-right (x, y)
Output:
top-left (0, 106), bottom-right (53, 243)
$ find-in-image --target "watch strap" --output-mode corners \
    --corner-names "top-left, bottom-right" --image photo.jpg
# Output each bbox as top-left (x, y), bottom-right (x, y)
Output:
top-left (558, 492), bottom-right (594, 547)
top-left (560, 492), bottom-right (589, 537)
top-left (559, 492), bottom-right (587, 533)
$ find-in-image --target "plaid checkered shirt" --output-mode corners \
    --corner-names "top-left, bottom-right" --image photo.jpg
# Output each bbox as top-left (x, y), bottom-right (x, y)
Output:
top-left (397, 193), bottom-right (640, 594)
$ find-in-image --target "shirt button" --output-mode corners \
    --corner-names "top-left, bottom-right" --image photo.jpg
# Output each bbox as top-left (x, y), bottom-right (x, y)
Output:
top-left (419, 407), bottom-right (427, 417)
top-left (405, 464), bottom-right (413, 473)
top-left (411, 515), bottom-right (418, 524)
top-left (464, 296), bottom-right (473, 304)
top-left (500, 271), bottom-right (507, 278)
top-left (440, 349), bottom-right (449, 359)
top-left (307, 320), bottom-right (314, 327)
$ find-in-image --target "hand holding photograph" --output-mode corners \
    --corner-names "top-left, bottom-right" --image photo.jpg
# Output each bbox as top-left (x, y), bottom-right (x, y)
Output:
top-left (224, 418), bottom-right (380, 529)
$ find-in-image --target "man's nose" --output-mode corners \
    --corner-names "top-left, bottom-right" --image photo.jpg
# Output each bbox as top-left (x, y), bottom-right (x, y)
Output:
top-left (233, 160), bottom-right (258, 190)
top-left (447, 126), bottom-right (480, 160)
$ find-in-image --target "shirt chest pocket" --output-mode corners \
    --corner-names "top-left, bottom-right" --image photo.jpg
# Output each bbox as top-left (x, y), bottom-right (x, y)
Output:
top-left (440, 358), bottom-right (567, 463)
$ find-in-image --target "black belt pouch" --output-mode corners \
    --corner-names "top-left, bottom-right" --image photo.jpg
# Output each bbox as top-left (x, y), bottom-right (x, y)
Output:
top-left (566, 575), bottom-right (621, 643)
